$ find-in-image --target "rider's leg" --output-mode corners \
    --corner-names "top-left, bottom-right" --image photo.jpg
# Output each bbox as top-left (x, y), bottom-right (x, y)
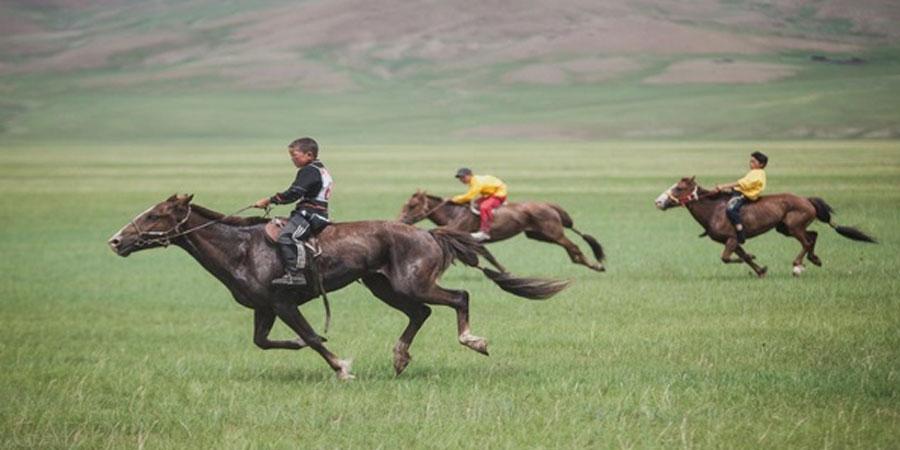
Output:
top-left (473, 196), bottom-right (503, 240)
top-left (725, 194), bottom-right (748, 244)
top-left (273, 213), bottom-right (311, 285)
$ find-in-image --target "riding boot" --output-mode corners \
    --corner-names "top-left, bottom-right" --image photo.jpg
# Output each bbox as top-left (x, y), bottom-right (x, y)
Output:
top-left (272, 269), bottom-right (307, 286)
top-left (735, 225), bottom-right (746, 244)
top-left (273, 242), bottom-right (308, 286)
top-left (470, 230), bottom-right (490, 242)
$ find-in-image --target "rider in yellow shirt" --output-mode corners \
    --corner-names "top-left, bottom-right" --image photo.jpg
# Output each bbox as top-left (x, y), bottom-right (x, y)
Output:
top-left (451, 168), bottom-right (508, 241)
top-left (715, 151), bottom-right (768, 244)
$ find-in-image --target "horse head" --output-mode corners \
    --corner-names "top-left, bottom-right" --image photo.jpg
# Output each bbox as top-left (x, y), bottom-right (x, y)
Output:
top-left (655, 177), bottom-right (698, 210)
top-left (398, 190), bottom-right (432, 224)
top-left (108, 193), bottom-right (193, 256)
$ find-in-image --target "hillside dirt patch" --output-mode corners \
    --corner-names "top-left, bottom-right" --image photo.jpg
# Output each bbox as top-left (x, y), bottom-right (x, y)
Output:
top-left (644, 59), bottom-right (798, 84)
top-left (503, 57), bottom-right (643, 85)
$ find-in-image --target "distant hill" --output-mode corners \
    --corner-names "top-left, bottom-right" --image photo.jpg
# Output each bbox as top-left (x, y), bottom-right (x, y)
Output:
top-left (2, 0), bottom-right (899, 143)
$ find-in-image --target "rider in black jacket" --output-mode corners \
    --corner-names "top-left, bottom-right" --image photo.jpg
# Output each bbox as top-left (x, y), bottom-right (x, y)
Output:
top-left (254, 137), bottom-right (333, 286)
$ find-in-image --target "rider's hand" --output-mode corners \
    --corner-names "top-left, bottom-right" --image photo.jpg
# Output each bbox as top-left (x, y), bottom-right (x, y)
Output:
top-left (254, 197), bottom-right (271, 209)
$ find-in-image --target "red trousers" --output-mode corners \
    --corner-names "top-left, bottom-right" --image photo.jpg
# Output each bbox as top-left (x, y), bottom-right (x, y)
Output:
top-left (476, 196), bottom-right (506, 232)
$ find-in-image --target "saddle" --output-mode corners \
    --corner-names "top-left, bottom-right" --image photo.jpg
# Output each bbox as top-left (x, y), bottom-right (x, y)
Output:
top-left (264, 217), bottom-right (323, 255)
top-left (264, 217), bottom-right (288, 243)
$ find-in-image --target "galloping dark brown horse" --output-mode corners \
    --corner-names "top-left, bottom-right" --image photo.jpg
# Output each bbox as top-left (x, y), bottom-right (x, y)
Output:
top-left (655, 177), bottom-right (876, 277)
top-left (108, 194), bottom-right (569, 379)
top-left (398, 191), bottom-right (606, 272)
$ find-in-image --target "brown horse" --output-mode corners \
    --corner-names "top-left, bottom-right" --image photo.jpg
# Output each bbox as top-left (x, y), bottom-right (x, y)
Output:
top-left (654, 177), bottom-right (876, 277)
top-left (398, 191), bottom-right (605, 272)
top-left (108, 194), bottom-right (569, 379)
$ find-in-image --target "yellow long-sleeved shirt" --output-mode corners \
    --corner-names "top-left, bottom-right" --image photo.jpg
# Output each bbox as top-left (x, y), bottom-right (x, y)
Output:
top-left (451, 175), bottom-right (508, 204)
top-left (735, 169), bottom-right (766, 200)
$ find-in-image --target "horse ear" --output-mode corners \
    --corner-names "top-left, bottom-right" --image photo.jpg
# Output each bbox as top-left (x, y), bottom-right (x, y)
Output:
top-left (173, 193), bottom-right (193, 205)
top-left (167, 193), bottom-right (178, 202)
top-left (690, 176), bottom-right (696, 182)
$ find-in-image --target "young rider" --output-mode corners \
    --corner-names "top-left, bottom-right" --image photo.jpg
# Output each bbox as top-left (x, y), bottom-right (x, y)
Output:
top-left (254, 137), bottom-right (333, 285)
top-left (450, 168), bottom-right (508, 242)
top-left (715, 151), bottom-right (768, 244)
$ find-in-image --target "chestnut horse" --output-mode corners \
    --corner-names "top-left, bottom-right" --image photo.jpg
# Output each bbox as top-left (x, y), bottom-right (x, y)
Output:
top-left (398, 191), bottom-right (605, 272)
top-left (655, 177), bottom-right (876, 277)
top-left (108, 195), bottom-right (569, 379)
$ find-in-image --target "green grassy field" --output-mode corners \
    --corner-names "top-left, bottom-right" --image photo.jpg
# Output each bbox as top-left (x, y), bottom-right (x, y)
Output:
top-left (1, 141), bottom-right (898, 448)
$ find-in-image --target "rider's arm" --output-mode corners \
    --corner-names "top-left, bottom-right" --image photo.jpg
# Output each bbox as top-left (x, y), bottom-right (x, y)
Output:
top-left (451, 182), bottom-right (480, 204)
top-left (270, 166), bottom-right (321, 204)
top-left (715, 181), bottom-right (739, 191)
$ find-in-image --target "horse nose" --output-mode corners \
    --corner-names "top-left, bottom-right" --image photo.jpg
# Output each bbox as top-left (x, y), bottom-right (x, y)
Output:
top-left (108, 236), bottom-right (121, 250)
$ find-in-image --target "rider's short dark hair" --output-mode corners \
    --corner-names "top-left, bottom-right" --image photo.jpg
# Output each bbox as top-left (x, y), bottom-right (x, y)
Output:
top-left (751, 151), bottom-right (768, 167)
top-left (289, 137), bottom-right (319, 158)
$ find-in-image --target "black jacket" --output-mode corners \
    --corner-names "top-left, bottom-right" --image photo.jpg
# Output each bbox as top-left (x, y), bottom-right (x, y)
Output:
top-left (270, 160), bottom-right (331, 211)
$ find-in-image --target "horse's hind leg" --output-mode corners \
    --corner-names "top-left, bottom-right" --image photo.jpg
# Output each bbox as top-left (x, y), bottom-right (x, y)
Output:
top-left (362, 274), bottom-right (432, 375)
top-left (253, 308), bottom-right (309, 350)
top-left (788, 227), bottom-right (814, 276)
top-left (529, 227), bottom-right (604, 272)
top-left (805, 230), bottom-right (822, 266)
top-left (272, 301), bottom-right (353, 380)
top-left (413, 285), bottom-right (488, 356)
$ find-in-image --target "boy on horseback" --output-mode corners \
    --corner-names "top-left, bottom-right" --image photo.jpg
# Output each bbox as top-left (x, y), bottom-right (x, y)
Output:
top-left (714, 151), bottom-right (768, 244)
top-left (254, 137), bottom-right (333, 286)
top-left (450, 168), bottom-right (507, 242)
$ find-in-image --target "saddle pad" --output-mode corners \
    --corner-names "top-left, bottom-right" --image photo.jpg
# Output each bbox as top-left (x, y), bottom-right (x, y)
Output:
top-left (264, 217), bottom-right (288, 243)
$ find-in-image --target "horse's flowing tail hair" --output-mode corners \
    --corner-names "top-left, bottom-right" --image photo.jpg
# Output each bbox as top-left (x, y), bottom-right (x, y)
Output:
top-left (549, 204), bottom-right (606, 262)
top-left (808, 197), bottom-right (877, 243)
top-left (428, 228), bottom-right (570, 300)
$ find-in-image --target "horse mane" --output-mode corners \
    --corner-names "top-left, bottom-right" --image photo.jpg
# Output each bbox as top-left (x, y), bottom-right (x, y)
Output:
top-left (419, 191), bottom-right (444, 203)
top-left (190, 203), bottom-right (270, 226)
top-left (696, 186), bottom-right (731, 201)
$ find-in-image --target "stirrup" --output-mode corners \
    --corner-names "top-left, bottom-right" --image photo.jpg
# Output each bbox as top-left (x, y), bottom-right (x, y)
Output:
top-left (272, 272), bottom-right (308, 286)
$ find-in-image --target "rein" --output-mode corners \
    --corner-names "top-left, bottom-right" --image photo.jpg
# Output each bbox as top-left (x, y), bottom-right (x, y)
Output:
top-left (132, 204), bottom-right (260, 248)
top-left (408, 198), bottom-right (449, 223)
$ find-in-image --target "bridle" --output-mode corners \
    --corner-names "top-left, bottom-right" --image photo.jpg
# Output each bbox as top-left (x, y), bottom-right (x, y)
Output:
top-left (404, 197), bottom-right (448, 224)
top-left (666, 185), bottom-right (717, 206)
top-left (131, 204), bottom-right (258, 248)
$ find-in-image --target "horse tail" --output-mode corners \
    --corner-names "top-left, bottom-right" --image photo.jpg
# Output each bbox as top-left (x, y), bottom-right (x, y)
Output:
top-left (549, 204), bottom-right (606, 262)
top-left (428, 228), bottom-right (570, 300)
top-left (808, 197), bottom-right (877, 243)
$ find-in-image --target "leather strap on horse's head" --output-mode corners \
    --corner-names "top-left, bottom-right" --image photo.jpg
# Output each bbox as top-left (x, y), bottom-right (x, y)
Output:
top-left (667, 186), bottom-right (699, 206)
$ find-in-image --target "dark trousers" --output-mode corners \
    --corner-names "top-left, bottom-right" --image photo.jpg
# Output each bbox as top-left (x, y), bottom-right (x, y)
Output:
top-left (725, 193), bottom-right (748, 226)
top-left (276, 208), bottom-right (329, 272)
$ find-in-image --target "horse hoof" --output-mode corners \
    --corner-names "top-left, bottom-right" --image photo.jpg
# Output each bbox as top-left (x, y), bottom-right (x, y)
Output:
top-left (459, 333), bottom-right (490, 356)
top-left (792, 265), bottom-right (805, 276)
top-left (754, 267), bottom-right (768, 278)
top-left (336, 359), bottom-right (354, 381)
top-left (808, 256), bottom-right (822, 267)
top-left (393, 346), bottom-right (411, 375)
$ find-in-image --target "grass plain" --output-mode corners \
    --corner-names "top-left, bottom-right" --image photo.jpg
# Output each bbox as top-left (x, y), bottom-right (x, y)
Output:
top-left (1, 141), bottom-right (898, 448)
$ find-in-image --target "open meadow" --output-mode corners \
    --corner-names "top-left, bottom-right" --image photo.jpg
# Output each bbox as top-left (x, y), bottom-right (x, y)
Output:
top-left (1, 141), bottom-right (898, 448)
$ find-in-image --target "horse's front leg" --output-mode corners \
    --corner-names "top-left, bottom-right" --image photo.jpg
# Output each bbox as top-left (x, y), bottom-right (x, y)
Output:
top-left (720, 239), bottom-right (742, 263)
top-left (253, 308), bottom-right (308, 350)
top-left (735, 245), bottom-right (767, 277)
top-left (272, 301), bottom-right (353, 380)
